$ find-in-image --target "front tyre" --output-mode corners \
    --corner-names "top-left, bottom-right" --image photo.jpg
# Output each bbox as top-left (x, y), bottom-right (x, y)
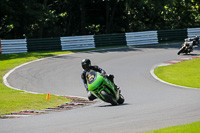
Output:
top-left (177, 47), bottom-right (184, 55)
top-left (117, 94), bottom-right (125, 104)
top-left (101, 91), bottom-right (118, 106)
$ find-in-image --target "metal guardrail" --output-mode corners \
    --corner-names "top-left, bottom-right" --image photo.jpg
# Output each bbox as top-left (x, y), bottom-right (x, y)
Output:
top-left (158, 29), bottom-right (187, 42)
top-left (187, 28), bottom-right (200, 38)
top-left (0, 28), bottom-right (200, 54)
top-left (94, 33), bottom-right (126, 47)
top-left (0, 40), bottom-right (1, 54)
top-left (1, 39), bottom-right (27, 54)
top-left (60, 35), bottom-right (95, 50)
top-left (126, 31), bottom-right (158, 46)
top-left (27, 37), bottom-right (61, 52)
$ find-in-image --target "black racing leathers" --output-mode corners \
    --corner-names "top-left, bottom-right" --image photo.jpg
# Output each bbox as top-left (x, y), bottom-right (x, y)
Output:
top-left (81, 65), bottom-right (106, 101)
top-left (191, 37), bottom-right (199, 46)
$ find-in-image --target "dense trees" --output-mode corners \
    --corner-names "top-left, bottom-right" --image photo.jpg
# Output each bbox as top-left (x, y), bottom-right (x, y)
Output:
top-left (0, 0), bottom-right (200, 39)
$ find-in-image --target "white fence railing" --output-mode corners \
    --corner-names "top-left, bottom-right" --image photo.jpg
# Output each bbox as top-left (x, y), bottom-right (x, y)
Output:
top-left (187, 28), bottom-right (200, 38)
top-left (60, 35), bottom-right (95, 51)
top-left (1, 39), bottom-right (27, 54)
top-left (1, 28), bottom-right (200, 54)
top-left (126, 31), bottom-right (158, 46)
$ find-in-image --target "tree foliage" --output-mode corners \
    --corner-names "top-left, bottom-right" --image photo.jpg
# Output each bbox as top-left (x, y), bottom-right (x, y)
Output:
top-left (0, 0), bottom-right (200, 39)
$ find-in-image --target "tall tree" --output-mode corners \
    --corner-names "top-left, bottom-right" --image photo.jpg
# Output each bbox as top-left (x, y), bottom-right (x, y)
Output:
top-left (1, 0), bottom-right (200, 39)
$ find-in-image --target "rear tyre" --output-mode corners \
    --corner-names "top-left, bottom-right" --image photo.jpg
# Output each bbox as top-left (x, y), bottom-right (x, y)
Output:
top-left (117, 94), bottom-right (125, 104)
top-left (101, 91), bottom-right (118, 106)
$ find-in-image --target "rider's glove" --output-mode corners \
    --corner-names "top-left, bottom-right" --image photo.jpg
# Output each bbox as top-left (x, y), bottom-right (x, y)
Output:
top-left (100, 73), bottom-right (106, 77)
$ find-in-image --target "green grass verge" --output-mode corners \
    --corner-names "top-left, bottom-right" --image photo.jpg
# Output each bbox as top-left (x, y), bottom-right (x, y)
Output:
top-left (151, 57), bottom-right (200, 132)
top-left (154, 57), bottom-right (200, 89)
top-left (0, 50), bottom-right (77, 115)
top-left (145, 121), bottom-right (200, 133)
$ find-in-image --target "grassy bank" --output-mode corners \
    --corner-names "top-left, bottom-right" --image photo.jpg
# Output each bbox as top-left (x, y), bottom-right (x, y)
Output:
top-left (145, 121), bottom-right (200, 133)
top-left (151, 57), bottom-right (200, 132)
top-left (0, 51), bottom-right (75, 115)
top-left (154, 57), bottom-right (200, 89)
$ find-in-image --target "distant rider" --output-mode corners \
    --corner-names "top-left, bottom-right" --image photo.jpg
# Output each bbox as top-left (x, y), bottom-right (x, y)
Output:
top-left (192, 36), bottom-right (199, 47)
top-left (81, 58), bottom-right (120, 101)
top-left (184, 36), bottom-right (199, 51)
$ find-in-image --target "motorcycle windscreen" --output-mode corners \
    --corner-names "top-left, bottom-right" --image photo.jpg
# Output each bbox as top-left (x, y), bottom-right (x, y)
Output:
top-left (87, 71), bottom-right (103, 91)
top-left (86, 70), bottom-right (97, 84)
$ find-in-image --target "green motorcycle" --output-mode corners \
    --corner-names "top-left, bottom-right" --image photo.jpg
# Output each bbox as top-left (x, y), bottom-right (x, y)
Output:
top-left (86, 70), bottom-right (125, 105)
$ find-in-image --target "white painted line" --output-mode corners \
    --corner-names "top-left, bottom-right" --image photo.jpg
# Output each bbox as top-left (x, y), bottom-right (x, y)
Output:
top-left (3, 47), bottom-right (126, 95)
top-left (3, 47), bottom-right (125, 98)
top-left (150, 57), bottom-right (200, 91)
top-left (3, 53), bottom-right (78, 95)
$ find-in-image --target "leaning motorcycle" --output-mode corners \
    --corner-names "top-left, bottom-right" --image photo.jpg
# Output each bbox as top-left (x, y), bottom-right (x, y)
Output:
top-left (86, 70), bottom-right (125, 105)
top-left (177, 42), bottom-right (193, 55)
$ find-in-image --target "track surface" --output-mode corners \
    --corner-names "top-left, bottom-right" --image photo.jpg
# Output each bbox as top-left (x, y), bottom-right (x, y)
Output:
top-left (1, 44), bottom-right (200, 133)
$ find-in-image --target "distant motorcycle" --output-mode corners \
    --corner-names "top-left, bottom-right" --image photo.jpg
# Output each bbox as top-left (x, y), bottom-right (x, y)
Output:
top-left (177, 41), bottom-right (193, 55)
top-left (178, 37), bottom-right (199, 55)
top-left (86, 70), bottom-right (124, 105)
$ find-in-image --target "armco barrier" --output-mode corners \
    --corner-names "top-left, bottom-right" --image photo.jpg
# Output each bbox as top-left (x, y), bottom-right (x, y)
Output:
top-left (60, 35), bottom-right (95, 50)
top-left (158, 29), bottom-right (187, 42)
top-left (27, 37), bottom-right (61, 52)
top-left (187, 28), bottom-right (200, 38)
top-left (0, 27), bottom-right (200, 54)
top-left (1, 39), bottom-right (27, 54)
top-left (94, 33), bottom-right (126, 47)
top-left (0, 40), bottom-right (1, 54)
top-left (126, 31), bottom-right (158, 46)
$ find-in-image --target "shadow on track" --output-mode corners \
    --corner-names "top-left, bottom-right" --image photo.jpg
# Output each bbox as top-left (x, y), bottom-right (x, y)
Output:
top-left (98, 103), bottom-right (130, 107)
top-left (178, 53), bottom-right (200, 56)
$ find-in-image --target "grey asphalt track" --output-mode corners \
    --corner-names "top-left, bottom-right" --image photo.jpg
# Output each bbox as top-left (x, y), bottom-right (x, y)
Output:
top-left (1, 43), bottom-right (200, 133)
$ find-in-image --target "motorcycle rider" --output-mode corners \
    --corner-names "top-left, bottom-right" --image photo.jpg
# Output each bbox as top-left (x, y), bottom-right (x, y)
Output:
top-left (184, 36), bottom-right (199, 52)
top-left (81, 58), bottom-right (120, 101)
top-left (192, 36), bottom-right (199, 47)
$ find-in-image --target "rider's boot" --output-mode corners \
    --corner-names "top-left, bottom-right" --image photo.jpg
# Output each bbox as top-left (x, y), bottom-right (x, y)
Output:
top-left (108, 74), bottom-right (121, 93)
top-left (87, 92), bottom-right (97, 101)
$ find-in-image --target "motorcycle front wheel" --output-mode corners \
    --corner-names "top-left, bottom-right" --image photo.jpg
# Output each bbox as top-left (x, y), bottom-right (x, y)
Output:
top-left (117, 94), bottom-right (125, 104)
top-left (101, 91), bottom-right (118, 106)
top-left (177, 47), bottom-right (185, 55)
